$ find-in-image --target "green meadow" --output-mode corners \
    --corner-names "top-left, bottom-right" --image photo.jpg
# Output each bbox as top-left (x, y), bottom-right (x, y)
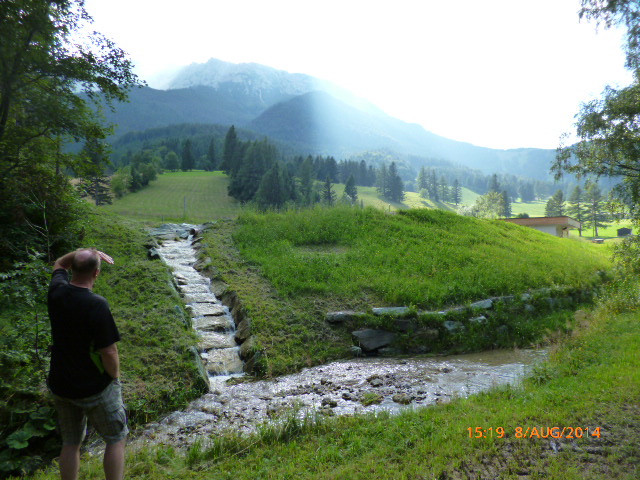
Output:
top-left (232, 206), bottom-right (610, 307)
top-left (103, 171), bottom-right (241, 222)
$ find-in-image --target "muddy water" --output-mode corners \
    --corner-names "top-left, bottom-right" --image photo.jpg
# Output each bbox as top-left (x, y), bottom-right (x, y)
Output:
top-left (145, 225), bottom-right (547, 448)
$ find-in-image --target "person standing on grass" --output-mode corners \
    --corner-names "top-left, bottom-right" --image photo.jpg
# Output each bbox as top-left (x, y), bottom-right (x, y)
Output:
top-left (47, 248), bottom-right (127, 480)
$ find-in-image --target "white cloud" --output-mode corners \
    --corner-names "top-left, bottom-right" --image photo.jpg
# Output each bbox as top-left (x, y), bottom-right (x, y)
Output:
top-left (84, 0), bottom-right (632, 149)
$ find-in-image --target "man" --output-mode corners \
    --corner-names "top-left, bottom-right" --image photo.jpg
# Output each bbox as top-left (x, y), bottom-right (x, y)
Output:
top-left (47, 248), bottom-right (127, 480)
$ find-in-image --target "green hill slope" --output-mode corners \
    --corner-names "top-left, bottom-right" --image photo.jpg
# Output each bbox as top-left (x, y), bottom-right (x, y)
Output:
top-left (200, 206), bottom-right (610, 375)
top-left (103, 171), bottom-right (241, 222)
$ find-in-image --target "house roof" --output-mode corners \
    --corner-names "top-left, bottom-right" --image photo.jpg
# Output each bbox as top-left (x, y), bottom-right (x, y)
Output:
top-left (502, 216), bottom-right (581, 229)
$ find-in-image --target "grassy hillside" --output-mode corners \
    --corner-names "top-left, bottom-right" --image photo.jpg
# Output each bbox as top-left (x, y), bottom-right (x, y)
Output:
top-left (103, 171), bottom-right (241, 222)
top-left (199, 206), bottom-right (610, 375)
top-left (233, 207), bottom-right (609, 307)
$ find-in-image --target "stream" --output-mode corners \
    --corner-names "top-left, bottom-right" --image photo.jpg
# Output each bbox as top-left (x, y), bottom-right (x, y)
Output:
top-left (145, 224), bottom-right (547, 447)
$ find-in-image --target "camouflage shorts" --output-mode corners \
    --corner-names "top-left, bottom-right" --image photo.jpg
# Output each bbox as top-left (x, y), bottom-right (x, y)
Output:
top-left (52, 379), bottom-right (128, 445)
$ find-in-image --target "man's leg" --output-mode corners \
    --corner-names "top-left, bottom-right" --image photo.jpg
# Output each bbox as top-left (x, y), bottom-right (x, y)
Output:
top-left (103, 439), bottom-right (125, 480)
top-left (59, 444), bottom-right (81, 480)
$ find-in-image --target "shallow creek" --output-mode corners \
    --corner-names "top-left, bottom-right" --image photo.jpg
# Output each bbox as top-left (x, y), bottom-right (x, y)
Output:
top-left (144, 225), bottom-right (547, 447)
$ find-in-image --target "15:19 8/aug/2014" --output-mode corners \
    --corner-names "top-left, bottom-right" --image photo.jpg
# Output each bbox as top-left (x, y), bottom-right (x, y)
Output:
top-left (468, 426), bottom-right (602, 439)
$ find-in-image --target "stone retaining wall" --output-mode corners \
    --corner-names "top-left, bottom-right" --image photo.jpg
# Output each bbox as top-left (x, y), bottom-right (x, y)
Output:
top-left (326, 284), bottom-right (601, 356)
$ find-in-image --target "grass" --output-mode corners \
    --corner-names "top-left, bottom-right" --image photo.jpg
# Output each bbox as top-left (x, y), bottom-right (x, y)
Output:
top-left (22, 280), bottom-right (640, 479)
top-left (197, 206), bottom-right (611, 375)
top-left (232, 206), bottom-right (610, 307)
top-left (103, 171), bottom-right (241, 222)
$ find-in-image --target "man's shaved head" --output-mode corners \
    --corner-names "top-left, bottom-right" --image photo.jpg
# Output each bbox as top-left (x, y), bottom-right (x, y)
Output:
top-left (71, 249), bottom-right (100, 277)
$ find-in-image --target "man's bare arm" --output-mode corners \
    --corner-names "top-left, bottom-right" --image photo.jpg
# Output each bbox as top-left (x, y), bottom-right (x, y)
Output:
top-left (52, 249), bottom-right (114, 271)
top-left (98, 343), bottom-right (120, 379)
top-left (53, 250), bottom-right (77, 271)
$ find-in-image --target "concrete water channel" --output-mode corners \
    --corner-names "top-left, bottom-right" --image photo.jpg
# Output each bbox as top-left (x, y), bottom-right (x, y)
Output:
top-left (144, 224), bottom-right (547, 448)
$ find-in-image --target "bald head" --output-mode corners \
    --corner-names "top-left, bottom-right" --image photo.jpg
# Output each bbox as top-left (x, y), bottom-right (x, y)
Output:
top-left (71, 249), bottom-right (101, 278)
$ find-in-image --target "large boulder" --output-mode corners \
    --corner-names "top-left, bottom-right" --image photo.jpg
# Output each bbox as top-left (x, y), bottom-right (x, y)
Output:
top-left (352, 329), bottom-right (396, 352)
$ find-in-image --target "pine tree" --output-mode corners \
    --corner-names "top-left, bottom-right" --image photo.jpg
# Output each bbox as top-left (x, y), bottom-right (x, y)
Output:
top-left (439, 176), bottom-right (449, 202)
top-left (297, 156), bottom-right (314, 205)
top-left (322, 176), bottom-right (336, 205)
top-left (453, 179), bottom-right (462, 205)
top-left (428, 169), bottom-right (438, 201)
top-left (388, 162), bottom-right (404, 202)
top-left (376, 164), bottom-right (388, 198)
top-left (417, 167), bottom-right (428, 191)
top-left (344, 174), bottom-right (358, 203)
top-left (566, 185), bottom-right (586, 236)
top-left (545, 190), bottom-right (565, 216)
top-left (220, 125), bottom-right (238, 174)
top-left (501, 190), bottom-right (511, 218)
top-left (181, 139), bottom-right (194, 171)
top-left (205, 137), bottom-right (217, 171)
top-left (488, 174), bottom-right (500, 193)
top-left (255, 162), bottom-right (286, 209)
top-left (584, 183), bottom-right (608, 237)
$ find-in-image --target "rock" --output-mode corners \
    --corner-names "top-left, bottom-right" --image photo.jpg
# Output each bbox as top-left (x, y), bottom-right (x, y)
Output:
top-left (372, 306), bottom-right (410, 317)
top-left (148, 248), bottom-right (161, 260)
top-left (443, 320), bottom-right (464, 332)
top-left (235, 318), bottom-right (251, 343)
top-left (470, 299), bottom-right (493, 310)
top-left (441, 306), bottom-right (467, 315)
top-left (188, 303), bottom-right (226, 317)
top-left (189, 346), bottom-right (210, 391)
top-left (325, 310), bottom-right (363, 324)
top-left (392, 393), bottom-right (412, 405)
top-left (198, 332), bottom-right (236, 350)
top-left (320, 378), bottom-right (331, 385)
top-left (239, 336), bottom-right (255, 360)
top-left (378, 347), bottom-right (401, 356)
top-left (318, 407), bottom-right (335, 416)
top-left (367, 376), bottom-right (384, 387)
top-left (321, 397), bottom-right (338, 408)
top-left (394, 318), bottom-right (415, 332)
top-left (209, 281), bottom-right (228, 297)
top-left (521, 293), bottom-right (532, 301)
top-left (193, 256), bottom-right (212, 271)
top-left (524, 304), bottom-right (535, 313)
top-left (469, 315), bottom-right (487, 324)
top-left (419, 328), bottom-right (440, 340)
top-left (352, 329), bottom-right (396, 352)
top-left (349, 346), bottom-right (363, 357)
top-left (342, 392), bottom-right (355, 401)
top-left (193, 316), bottom-right (234, 332)
top-left (492, 295), bottom-right (515, 304)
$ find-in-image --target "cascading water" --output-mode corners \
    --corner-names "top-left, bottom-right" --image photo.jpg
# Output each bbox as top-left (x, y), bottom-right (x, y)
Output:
top-left (152, 224), bottom-right (244, 389)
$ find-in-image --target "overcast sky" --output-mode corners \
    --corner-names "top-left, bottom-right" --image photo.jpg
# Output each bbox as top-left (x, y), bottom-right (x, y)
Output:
top-left (84, 0), bottom-right (632, 150)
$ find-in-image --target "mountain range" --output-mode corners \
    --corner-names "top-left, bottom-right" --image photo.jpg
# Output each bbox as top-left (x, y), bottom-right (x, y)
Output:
top-left (103, 58), bottom-right (557, 180)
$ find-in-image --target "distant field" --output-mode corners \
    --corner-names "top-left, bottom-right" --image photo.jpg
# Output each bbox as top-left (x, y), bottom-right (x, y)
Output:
top-left (103, 171), bottom-right (241, 222)
top-left (335, 184), bottom-right (466, 212)
top-left (510, 200), bottom-right (547, 217)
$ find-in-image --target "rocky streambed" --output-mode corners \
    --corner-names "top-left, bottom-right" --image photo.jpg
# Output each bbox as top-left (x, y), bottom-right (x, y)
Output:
top-left (143, 224), bottom-right (547, 448)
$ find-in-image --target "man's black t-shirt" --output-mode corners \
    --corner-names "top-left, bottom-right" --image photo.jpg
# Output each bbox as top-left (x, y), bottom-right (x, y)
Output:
top-left (47, 269), bottom-right (120, 399)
